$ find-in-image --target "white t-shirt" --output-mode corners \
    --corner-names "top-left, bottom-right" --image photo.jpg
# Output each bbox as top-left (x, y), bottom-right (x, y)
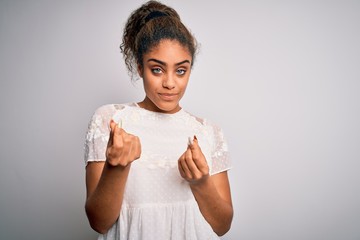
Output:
top-left (84, 103), bottom-right (231, 240)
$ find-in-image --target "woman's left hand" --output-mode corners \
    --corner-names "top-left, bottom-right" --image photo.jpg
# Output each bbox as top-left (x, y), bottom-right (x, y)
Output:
top-left (178, 136), bottom-right (210, 185)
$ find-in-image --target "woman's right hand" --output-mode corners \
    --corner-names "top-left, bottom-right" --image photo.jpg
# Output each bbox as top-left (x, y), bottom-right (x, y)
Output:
top-left (106, 119), bottom-right (141, 167)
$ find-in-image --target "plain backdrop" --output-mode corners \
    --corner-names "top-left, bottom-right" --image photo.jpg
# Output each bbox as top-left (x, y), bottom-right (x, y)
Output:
top-left (1, 0), bottom-right (360, 239)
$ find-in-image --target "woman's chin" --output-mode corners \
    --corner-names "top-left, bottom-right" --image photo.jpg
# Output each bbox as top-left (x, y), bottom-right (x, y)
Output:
top-left (155, 102), bottom-right (181, 114)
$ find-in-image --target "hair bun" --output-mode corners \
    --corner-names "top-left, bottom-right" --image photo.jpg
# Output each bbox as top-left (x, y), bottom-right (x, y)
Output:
top-left (144, 11), bottom-right (169, 23)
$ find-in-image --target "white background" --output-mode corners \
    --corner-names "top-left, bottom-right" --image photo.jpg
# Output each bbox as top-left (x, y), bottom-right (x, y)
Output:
top-left (1, 0), bottom-right (359, 239)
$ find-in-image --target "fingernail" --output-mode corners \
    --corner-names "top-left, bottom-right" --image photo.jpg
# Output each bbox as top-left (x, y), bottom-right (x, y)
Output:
top-left (194, 135), bottom-right (197, 141)
top-left (118, 119), bottom-right (122, 129)
top-left (188, 136), bottom-right (194, 146)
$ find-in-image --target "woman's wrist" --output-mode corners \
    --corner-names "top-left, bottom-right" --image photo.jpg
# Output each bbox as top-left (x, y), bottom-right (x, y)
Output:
top-left (105, 159), bottom-right (131, 170)
top-left (189, 175), bottom-right (212, 190)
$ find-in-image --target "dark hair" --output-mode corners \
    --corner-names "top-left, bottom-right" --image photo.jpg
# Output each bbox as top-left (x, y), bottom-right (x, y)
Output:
top-left (120, 0), bottom-right (198, 80)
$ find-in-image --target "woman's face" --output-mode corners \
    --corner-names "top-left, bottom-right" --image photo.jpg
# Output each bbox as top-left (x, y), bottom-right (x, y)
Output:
top-left (138, 39), bottom-right (192, 114)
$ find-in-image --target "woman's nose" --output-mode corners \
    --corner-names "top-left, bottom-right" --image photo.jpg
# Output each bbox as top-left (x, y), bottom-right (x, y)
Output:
top-left (162, 73), bottom-right (175, 89)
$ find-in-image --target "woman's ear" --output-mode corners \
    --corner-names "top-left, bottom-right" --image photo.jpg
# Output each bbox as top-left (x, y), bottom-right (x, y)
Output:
top-left (137, 64), bottom-right (143, 78)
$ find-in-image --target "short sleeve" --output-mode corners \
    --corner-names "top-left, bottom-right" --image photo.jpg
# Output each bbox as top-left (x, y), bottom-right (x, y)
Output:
top-left (210, 124), bottom-right (232, 175)
top-left (84, 105), bottom-right (115, 166)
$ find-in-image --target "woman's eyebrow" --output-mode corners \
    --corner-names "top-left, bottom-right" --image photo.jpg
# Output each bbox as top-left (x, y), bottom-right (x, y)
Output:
top-left (147, 58), bottom-right (191, 66)
top-left (175, 60), bottom-right (191, 66)
top-left (148, 58), bottom-right (166, 66)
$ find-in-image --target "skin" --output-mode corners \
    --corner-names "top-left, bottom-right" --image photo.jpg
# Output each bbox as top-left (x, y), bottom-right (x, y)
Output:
top-left (85, 39), bottom-right (233, 235)
top-left (85, 120), bottom-right (141, 233)
top-left (137, 40), bottom-right (191, 113)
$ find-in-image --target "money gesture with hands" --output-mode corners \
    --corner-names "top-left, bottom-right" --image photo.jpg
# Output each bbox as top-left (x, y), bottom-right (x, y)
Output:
top-left (106, 120), bottom-right (141, 167)
top-left (178, 136), bottom-right (210, 185)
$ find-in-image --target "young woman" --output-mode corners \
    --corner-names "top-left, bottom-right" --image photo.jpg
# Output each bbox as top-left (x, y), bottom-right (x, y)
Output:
top-left (84, 1), bottom-right (233, 239)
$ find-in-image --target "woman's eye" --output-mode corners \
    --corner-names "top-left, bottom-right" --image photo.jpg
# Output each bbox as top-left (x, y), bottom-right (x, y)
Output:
top-left (151, 68), bottom-right (162, 74)
top-left (176, 69), bottom-right (186, 75)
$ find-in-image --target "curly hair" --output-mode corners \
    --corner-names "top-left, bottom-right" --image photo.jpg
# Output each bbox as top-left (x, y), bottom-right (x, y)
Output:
top-left (120, 0), bottom-right (198, 81)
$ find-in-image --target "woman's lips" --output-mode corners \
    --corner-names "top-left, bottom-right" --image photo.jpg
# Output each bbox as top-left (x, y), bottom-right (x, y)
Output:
top-left (159, 93), bottom-right (178, 101)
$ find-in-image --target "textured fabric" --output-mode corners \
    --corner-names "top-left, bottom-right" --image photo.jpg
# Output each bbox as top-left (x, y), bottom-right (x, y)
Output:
top-left (84, 103), bottom-right (231, 240)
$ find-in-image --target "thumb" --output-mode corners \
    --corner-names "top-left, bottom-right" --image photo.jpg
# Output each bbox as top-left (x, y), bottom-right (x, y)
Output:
top-left (188, 135), bottom-right (200, 151)
top-left (108, 119), bottom-right (117, 146)
top-left (188, 135), bottom-right (206, 165)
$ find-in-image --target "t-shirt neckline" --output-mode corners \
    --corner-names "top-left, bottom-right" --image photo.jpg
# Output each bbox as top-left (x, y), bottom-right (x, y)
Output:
top-left (132, 102), bottom-right (184, 116)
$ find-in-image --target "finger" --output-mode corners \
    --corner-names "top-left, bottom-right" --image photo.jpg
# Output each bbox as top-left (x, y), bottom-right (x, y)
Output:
top-left (188, 135), bottom-right (209, 173)
top-left (179, 154), bottom-right (192, 179)
top-left (188, 135), bottom-right (198, 148)
top-left (188, 135), bottom-right (201, 152)
top-left (188, 136), bottom-right (194, 146)
top-left (178, 159), bottom-right (186, 179)
top-left (108, 119), bottom-right (117, 146)
top-left (112, 125), bottom-right (124, 149)
top-left (184, 148), bottom-right (202, 178)
top-left (188, 135), bottom-right (202, 162)
top-left (131, 136), bottom-right (142, 160)
top-left (110, 119), bottom-right (117, 131)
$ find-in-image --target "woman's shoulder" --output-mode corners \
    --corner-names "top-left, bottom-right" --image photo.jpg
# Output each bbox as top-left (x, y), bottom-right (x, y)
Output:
top-left (92, 102), bottom-right (134, 116)
top-left (183, 109), bottom-right (220, 128)
top-left (87, 103), bottom-right (136, 126)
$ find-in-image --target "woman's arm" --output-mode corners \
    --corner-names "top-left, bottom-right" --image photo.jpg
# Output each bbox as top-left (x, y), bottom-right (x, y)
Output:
top-left (85, 162), bottom-right (131, 234)
top-left (190, 172), bottom-right (233, 236)
top-left (178, 137), bottom-right (233, 236)
top-left (85, 120), bottom-right (141, 234)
